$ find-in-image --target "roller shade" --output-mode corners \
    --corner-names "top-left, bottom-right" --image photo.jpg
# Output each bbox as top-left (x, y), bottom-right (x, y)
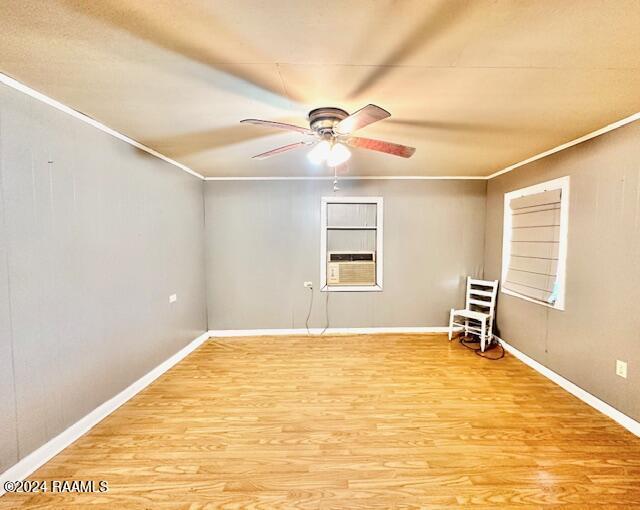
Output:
top-left (503, 189), bottom-right (561, 304)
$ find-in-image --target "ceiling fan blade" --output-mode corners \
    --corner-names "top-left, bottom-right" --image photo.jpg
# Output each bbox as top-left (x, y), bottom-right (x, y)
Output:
top-left (240, 119), bottom-right (314, 136)
top-left (251, 141), bottom-right (313, 160)
top-left (334, 104), bottom-right (391, 135)
top-left (341, 136), bottom-right (416, 158)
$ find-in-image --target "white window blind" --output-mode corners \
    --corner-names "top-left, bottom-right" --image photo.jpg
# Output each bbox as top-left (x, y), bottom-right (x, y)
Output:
top-left (503, 188), bottom-right (563, 304)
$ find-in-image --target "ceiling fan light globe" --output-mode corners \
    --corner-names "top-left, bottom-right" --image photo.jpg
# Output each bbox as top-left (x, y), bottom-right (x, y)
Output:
top-left (327, 143), bottom-right (351, 166)
top-left (307, 140), bottom-right (331, 164)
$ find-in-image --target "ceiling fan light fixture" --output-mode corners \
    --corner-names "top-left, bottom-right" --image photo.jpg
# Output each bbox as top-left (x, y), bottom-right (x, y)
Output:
top-left (327, 143), bottom-right (351, 166)
top-left (307, 140), bottom-right (331, 164)
top-left (243, 104), bottom-right (415, 162)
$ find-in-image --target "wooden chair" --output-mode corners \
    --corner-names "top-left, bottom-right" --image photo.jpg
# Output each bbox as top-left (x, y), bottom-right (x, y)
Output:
top-left (448, 277), bottom-right (499, 352)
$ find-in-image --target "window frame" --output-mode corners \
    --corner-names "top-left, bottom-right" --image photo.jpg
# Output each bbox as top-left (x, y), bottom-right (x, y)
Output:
top-left (320, 196), bottom-right (383, 292)
top-left (501, 176), bottom-right (570, 310)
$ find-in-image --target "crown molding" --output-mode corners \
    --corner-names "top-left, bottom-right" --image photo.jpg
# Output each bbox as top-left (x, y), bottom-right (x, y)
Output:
top-left (487, 111), bottom-right (640, 180)
top-left (203, 175), bottom-right (487, 181)
top-left (4, 71), bottom-right (637, 183)
top-left (0, 72), bottom-right (204, 180)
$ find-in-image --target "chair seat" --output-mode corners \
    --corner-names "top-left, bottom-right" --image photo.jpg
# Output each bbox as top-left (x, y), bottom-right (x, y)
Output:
top-left (451, 309), bottom-right (489, 321)
top-left (449, 277), bottom-right (499, 353)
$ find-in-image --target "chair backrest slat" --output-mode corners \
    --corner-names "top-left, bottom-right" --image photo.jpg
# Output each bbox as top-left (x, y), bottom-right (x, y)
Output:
top-left (469, 289), bottom-right (492, 297)
top-left (465, 277), bottom-right (499, 316)
top-left (468, 277), bottom-right (494, 286)
top-left (458, 277), bottom-right (499, 346)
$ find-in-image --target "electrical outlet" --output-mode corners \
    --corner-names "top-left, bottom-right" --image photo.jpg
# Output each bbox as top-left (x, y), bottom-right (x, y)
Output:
top-left (303, 281), bottom-right (313, 289)
top-left (616, 360), bottom-right (627, 379)
top-left (169, 293), bottom-right (177, 304)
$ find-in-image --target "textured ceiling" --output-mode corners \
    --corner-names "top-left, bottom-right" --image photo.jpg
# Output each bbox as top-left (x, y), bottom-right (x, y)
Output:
top-left (1, 0), bottom-right (639, 177)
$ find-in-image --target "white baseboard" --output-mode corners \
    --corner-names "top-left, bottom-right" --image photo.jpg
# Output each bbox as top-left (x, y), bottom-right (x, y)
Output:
top-left (0, 325), bottom-right (457, 497)
top-left (208, 326), bottom-right (453, 337)
top-left (0, 330), bottom-right (210, 496)
top-left (497, 337), bottom-right (640, 438)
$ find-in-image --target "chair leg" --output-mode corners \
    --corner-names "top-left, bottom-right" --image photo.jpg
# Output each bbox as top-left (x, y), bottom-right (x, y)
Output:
top-left (480, 318), bottom-right (486, 352)
top-left (488, 319), bottom-right (493, 348)
top-left (448, 309), bottom-right (454, 341)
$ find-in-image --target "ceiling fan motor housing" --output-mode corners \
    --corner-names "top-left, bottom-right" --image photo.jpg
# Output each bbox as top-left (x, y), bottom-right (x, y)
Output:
top-left (308, 107), bottom-right (349, 136)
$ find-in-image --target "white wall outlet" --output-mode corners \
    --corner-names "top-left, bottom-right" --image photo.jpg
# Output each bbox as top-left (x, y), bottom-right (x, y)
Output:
top-left (303, 281), bottom-right (313, 289)
top-left (169, 293), bottom-right (177, 304)
top-left (616, 360), bottom-right (627, 379)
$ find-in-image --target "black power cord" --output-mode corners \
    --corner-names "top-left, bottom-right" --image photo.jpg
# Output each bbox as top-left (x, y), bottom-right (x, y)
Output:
top-left (459, 334), bottom-right (505, 360)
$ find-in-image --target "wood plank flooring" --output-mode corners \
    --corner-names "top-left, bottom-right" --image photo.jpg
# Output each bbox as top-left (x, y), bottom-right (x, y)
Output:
top-left (2, 333), bottom-right (640, 509)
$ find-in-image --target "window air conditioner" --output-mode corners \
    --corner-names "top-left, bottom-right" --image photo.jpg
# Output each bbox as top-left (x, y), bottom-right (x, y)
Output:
top-left (327, 251), bottom-right (376, 286)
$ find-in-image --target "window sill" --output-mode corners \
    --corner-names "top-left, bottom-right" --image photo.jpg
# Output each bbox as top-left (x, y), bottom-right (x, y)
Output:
top-left (321, 285), bottom-right (383, 292)
top-left (501, 288), bottom-right (564, 311)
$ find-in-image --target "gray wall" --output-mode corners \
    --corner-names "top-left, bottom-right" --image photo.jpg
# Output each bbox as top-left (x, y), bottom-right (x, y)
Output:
top-left (485, 120), bottom-right (640, 421)
top-left (3, 72), bottom-right (637, 476)
top-left (205, 179), bottom-right (486, 330)
top-left (0, 84), bottom-right (207, 472)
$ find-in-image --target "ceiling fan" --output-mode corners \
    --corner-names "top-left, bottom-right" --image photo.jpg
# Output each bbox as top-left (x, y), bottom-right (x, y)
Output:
top-left (240, 104), bottom-right (415, 166)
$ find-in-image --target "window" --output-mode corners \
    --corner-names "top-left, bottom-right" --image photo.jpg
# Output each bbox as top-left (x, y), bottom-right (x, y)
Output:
top-left (502, 176), bottom-right (570, 310)
top-left (320, 197), bottom-right (383, 292)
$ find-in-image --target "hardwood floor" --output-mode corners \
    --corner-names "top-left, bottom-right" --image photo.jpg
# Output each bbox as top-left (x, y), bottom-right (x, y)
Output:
top-left (2, 333), bottom-right (640, 509)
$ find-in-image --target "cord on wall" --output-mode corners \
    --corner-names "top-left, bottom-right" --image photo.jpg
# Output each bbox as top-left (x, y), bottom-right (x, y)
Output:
top-left (305, 286), bottom-right (330, 336)
top-left (320, 291), bottom-right (330, 335)
top-left (305, 286), bottom-right (314, 335)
